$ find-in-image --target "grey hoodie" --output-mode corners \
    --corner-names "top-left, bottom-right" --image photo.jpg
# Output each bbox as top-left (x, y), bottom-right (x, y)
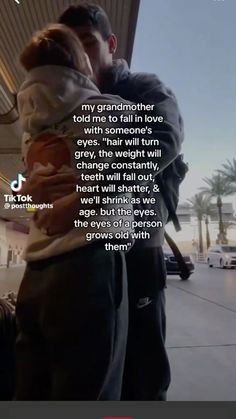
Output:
top-left (17, 65), bottom-right (134, 261)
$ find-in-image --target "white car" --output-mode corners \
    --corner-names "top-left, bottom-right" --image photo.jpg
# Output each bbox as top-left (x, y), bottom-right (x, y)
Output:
top-left (207, 245), bottom-right (236, 269)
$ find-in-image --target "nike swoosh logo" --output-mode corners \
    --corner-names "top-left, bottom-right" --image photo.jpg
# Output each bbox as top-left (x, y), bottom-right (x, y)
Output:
top-left (136, 298), bottom-right (152, 309)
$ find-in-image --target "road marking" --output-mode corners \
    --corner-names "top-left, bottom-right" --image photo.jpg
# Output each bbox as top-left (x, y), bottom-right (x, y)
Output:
top-left (169, 283), bottom-right (236, 315)
top-left (167, 343), bottom-right (236, 349)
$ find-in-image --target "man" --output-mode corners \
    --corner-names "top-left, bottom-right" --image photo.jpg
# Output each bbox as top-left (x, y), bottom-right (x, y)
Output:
top-left (23, 3), bottom-right (184, 400)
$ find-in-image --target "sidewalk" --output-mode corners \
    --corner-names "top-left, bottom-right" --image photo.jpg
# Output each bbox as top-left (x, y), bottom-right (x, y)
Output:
top-left (1, 264), bottom-right (236, 400)
top-left (166, 267), bottom-right (236, 401)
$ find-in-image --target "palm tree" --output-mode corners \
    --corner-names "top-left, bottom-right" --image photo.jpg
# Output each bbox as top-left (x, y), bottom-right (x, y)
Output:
top-left (204, 205), bottom-right (216, 249)
top-left (218, 158), bottom-right (236, 184)
top-left (205, 216), bottom-right (211, 249)
top-left (200, 174), bottom-right (236, 243)
top-left (222, 220), bottom-right (236, 238)
top-left (188, 194), bottom-right (213, 254)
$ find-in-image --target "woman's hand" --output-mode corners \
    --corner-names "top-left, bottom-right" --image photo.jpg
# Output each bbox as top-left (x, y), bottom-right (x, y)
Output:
top-left (34, 192), bottom-right (79, 235)
top-left (21, 165), bottom-right (77, 204)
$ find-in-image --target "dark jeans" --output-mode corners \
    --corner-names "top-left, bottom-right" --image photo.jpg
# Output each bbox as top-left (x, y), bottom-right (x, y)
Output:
top-left (15, 242), bottom-right (128, 400)
top-left (122, 246), bottom-right (171, 400)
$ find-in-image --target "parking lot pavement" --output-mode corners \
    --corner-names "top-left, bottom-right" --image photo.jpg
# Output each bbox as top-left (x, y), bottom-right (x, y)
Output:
top-left (166, 263), bottom-right (236, 400)
top-left (1, 263), bottom-right (236, 400)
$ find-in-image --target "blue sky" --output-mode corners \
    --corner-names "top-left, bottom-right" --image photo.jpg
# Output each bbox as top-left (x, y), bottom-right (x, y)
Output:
top-left (131, 0), bottom-right (236, 211)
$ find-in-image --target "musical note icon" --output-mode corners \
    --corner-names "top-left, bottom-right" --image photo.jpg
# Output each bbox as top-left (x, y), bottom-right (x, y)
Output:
top-left (10, 173), bottom-right (26, 192)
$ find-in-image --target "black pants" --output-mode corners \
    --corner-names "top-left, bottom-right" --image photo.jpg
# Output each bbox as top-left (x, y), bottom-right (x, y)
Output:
top-left (122, 246), bottom-right (171, 400)
top-left (15, 242), bottom-right (128, 400)
top-left (0, 300), bottom-right (16, 400)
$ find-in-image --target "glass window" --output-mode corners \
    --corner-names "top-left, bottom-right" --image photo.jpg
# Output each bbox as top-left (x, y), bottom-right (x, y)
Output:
top-left (221, 246), bottom-right (236, 253)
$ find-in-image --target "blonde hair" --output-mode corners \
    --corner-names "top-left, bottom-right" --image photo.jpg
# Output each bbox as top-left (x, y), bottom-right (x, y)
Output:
top-left (20, 23), bottom-right (91, 75)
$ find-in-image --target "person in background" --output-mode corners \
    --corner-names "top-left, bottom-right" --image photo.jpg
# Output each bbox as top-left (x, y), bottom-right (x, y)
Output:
top-left (22, 4), bottom-right (184, 400)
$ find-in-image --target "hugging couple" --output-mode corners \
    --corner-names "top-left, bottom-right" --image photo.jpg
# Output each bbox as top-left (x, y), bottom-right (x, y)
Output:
top-left (16, 4), bottom-right (184, 400)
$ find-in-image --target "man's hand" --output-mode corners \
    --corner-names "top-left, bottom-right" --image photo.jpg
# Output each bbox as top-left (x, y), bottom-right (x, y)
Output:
top-left (34, 192), bottom-right (79, 235)
top-left (21, 165), bottom-right (77, 204)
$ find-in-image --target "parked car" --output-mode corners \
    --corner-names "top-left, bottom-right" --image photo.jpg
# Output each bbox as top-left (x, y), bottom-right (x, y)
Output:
top-left (207, 245), bottom-right (236, 269)
top-left (164, 249), bottom-right (195, 280)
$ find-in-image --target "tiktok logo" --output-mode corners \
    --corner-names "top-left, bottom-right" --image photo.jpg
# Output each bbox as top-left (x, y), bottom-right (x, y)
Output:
top-left (10, 173), bottom-right (26, 192)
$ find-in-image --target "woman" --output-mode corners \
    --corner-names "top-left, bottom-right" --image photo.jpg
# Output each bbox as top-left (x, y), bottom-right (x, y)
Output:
top-left (16, 23), bottom-right (133, 400)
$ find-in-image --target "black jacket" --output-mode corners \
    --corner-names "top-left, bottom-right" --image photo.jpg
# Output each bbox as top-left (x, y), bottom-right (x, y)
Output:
top-left (101, 60), bottom-right (184, 247)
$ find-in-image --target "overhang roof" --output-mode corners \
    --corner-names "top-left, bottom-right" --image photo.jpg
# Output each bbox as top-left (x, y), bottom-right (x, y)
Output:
top-left (0, 0), bottom-right (140, 114)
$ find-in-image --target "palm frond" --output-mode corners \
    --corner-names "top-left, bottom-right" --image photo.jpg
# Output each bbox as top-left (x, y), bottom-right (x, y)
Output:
top-left (188, 193), bottom-right (213, 218)
top-left (217, 158), bottom-right (236, 183)
top-left (199, 174), bottom-right (236, 197)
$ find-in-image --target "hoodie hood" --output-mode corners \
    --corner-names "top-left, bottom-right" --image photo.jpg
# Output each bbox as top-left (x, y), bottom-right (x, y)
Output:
top-left (17, 65), bottom-right (100, 134)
